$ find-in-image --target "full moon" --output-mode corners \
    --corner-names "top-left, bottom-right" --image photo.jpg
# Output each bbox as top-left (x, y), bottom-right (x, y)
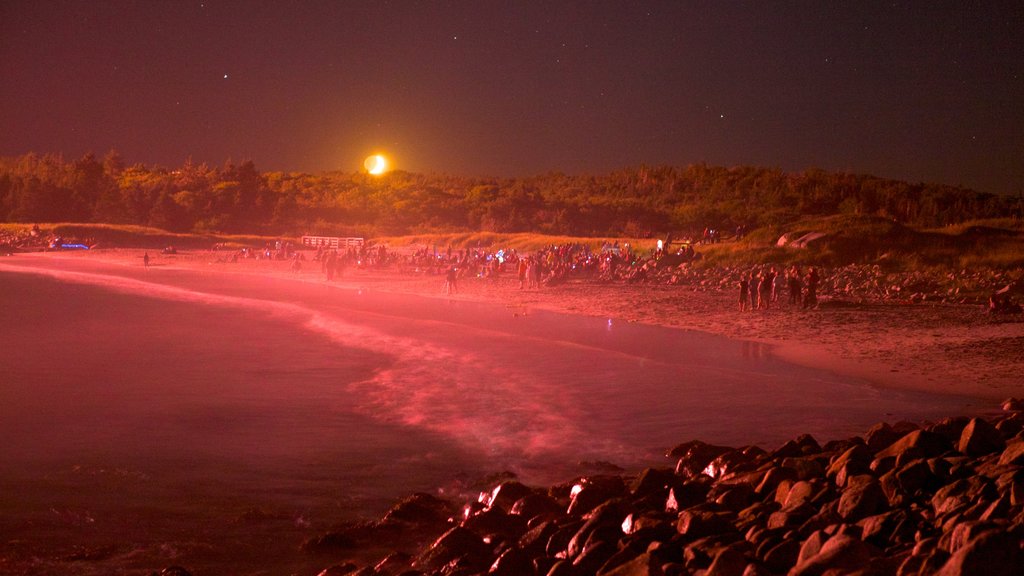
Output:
top-left (364, 154), bottom-right (388, 175)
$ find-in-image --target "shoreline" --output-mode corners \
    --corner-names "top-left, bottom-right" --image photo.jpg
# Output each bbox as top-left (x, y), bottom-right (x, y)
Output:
top-left (12, 247), bottom-right (1024, 404)
top-left (4, 248), bottom-right (1024, 575)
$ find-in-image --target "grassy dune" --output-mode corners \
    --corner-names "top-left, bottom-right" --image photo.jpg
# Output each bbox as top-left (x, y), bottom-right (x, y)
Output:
top-left (8, 217), bottom-right (1024, 271)
top-left (2, 223), bottom-right (292, 250)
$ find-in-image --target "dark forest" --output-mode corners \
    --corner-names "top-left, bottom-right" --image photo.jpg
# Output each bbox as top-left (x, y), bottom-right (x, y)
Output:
top-left (1, 152), bottom-right (1017, 238)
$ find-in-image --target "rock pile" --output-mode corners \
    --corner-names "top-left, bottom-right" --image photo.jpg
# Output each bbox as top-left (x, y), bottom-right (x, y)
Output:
top-left (662, 264), bottom-right (1022, 306)
top-left (305, 406), bottom-right (1024, 576)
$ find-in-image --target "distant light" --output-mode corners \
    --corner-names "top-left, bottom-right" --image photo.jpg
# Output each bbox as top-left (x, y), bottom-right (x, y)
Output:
top-left (364, 154), bottom-right (388, 175)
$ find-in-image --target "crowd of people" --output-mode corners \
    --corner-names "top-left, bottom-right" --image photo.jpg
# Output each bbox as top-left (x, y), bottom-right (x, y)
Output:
top-left (738, 265), bottom-right (820, 311)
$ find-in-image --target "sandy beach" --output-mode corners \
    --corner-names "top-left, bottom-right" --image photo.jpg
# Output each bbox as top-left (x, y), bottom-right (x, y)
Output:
top-left (3, 247), bottom-right (1023, 575)
top-left (75, 247), bottom-right (1024, 405)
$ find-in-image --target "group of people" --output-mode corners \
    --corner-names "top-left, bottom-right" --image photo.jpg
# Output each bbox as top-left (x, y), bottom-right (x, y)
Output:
top-left (739, 265), bottom-right (819, 311)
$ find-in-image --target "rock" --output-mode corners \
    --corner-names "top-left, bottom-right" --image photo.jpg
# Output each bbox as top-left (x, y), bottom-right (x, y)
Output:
top-left (677, 510), bottom-right (736, 538)
top-left (567, 500), bottom-right (627, 558)
top-left (789, 533), bottom-right (874, 576)
top-left (159, 568), bottom-right (193, 576)
top-left (827, 444), bottom-right (873, 479)
top-left (573, 539), bottom-right (618, 575)
top-left (511, 493), bottom-right (563, 520)
top-left (567, 476), bottom-right (627, 515)
top-left (714, 483), bottom-right (758, 511)
top-left (761, 537), bottom-right (800, 573)
top-left (489, 546), bottom-right (534, 576)
top-left (383, 493), bottom-right (453, 525)
top-left (315, 564), bottom-right (357, 576)
top-left (462, 507), bottom-right (528, 540)
top-left (997, 438), bottom-right (1024, 466)
top-left (416, 526), bottom-right (491, 572)
top-left (670, 441), bottom-right (733, 477)
top-left (878, 429), bottom-right (951, 460)
top-left (935, 530), bottom-right (1024, 575)
top-left (483, 481), bottom-right (534, 512)
top-left (958, 418), bottom-right (1006, 457)
top-left (372, 552), bottom-right (413, 575)
top-left (632, 467), bottom-right (681, 499)
top-left (930, 416), bottom-right (971, 445)
top-left (598, 552), bottom-right (658, 576)
top-left (755, 465), bottom-right (797, 495)
top-left (704, 545), bottom-right (748, 576)
top-left (302, 530), bottom-right (357, 553)
top-left (794, 530), bottom-right (829, 566)
top-left (772, 434), bottom-right (821, 458)
top-left (1001, 398), bottom-right (1024, 412)
top-left (766, 502), bottom-right (816, 530)
top-left (780, 456), bottom-right (826, 481)
top-left (838, 476), bottom-right (888, 521)
top-left (865, 422), bottom-right (902, 452)
top-left (666, 481), bottom-right (712, 511)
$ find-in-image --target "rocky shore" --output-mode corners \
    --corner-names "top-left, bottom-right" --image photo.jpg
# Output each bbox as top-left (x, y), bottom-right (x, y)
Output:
top-left (269, 404), bottom-right (1024, 576)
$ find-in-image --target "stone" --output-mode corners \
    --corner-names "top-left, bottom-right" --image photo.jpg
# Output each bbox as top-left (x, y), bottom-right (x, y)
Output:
top-left (511, 493), bottom-right (563, 520)
top-left (929, 416), bottom-right (971, 445)
top-left (761, 537), bottom-right (800, 573)
top-left (997, 439), bottom-right (1024, 466)
top-left (462, 507), bottom-right (528, 540)
top-left (789, 534), bottom-right (874, 576)
top-left (383, 492), bottom-right (453, 525)
top-left (827, 444), bottom-right (873, 479)
top-left (484, 481), bottom-right (534, 513)
top-left (781, 456), bottom-right (826, 481)
top-left (632, 467), bottom-right (681, 499)
top-left (865, 422), bottom-right (902, 452)
top-left (670, 440), bottom-right (733, 477)
top-left (488, 546), bottom-right (534, 576)
top-left (838, 477), bottom-right (887, 521)
top-left (417, 526), bottom-right (491, 572)
top-left (1002, 398), bottom-right (1024, 412)
top-left (597, 552), bottom-right (658, 576)
top-left (958, 418), bottom-right (1006, 457)
top-left (935, 530), bottom-right (1024, 576)
top-left (877, 429), bottom-right (951, 460)
top-left (766, 503), bottom-right (815, 530)
top-left (677, 510), bottom-right (736, 538)
top-left (704, 545), bottom-right (748, 576)
top-left (755, 465), bottom-right (797, 495)
top-left (772, 434), bottom-right (821, 458)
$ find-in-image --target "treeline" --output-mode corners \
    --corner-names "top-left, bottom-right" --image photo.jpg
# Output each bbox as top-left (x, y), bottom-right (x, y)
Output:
top-left (0, 152), bottom-right (1018, 238)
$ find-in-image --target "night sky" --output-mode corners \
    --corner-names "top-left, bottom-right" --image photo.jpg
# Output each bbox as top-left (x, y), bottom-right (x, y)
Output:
top-left (1, 1), bottom-right (1021, 193)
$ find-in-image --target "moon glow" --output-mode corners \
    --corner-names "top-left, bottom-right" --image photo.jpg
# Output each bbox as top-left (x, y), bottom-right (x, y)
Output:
top-left (364, 154), bottom-right (388, 175)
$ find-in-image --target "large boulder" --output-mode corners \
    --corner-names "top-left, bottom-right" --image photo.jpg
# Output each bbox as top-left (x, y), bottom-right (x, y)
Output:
top-left (958, 418), bottom-right (1006, 457)
top-left (838, 476), bottom-right (888, 521)
top-left (935, 530), bottom-right (1024, 576)
top-left (789, 533), bottom-right (874, 576)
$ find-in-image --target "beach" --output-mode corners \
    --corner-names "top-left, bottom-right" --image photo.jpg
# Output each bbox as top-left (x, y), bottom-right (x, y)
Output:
top-left (1, 248), bottom-right (1021, 575)
top-left (126, 247), bottom-right (1024, 402)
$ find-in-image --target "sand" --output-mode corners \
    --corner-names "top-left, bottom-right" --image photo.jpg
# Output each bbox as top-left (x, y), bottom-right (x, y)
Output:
top-left (31, 248), bottom-right (1024, 404)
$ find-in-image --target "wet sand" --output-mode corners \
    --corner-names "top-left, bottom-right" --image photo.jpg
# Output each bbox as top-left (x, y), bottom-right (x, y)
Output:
top-left (109, 247), bottom-right (1024, 402)
top-left (12, 248), bottom-right (1024, 403)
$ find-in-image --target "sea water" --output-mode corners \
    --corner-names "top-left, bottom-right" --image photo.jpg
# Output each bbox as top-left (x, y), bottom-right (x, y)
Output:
top-left (0, 256), bottom-right (980, 574)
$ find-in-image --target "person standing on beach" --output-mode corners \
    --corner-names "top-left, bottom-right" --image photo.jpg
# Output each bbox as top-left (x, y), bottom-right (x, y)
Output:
top-left (788, 266), bottom-right (803, 305)
top-left (739, 275), bottom-right (750, 311)
top-left (804, 267), bottom-right (819, 308)
top-left (143, 252), bottom-right (149, 267)
top-left (444, 265), bottom-right (458, 294)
